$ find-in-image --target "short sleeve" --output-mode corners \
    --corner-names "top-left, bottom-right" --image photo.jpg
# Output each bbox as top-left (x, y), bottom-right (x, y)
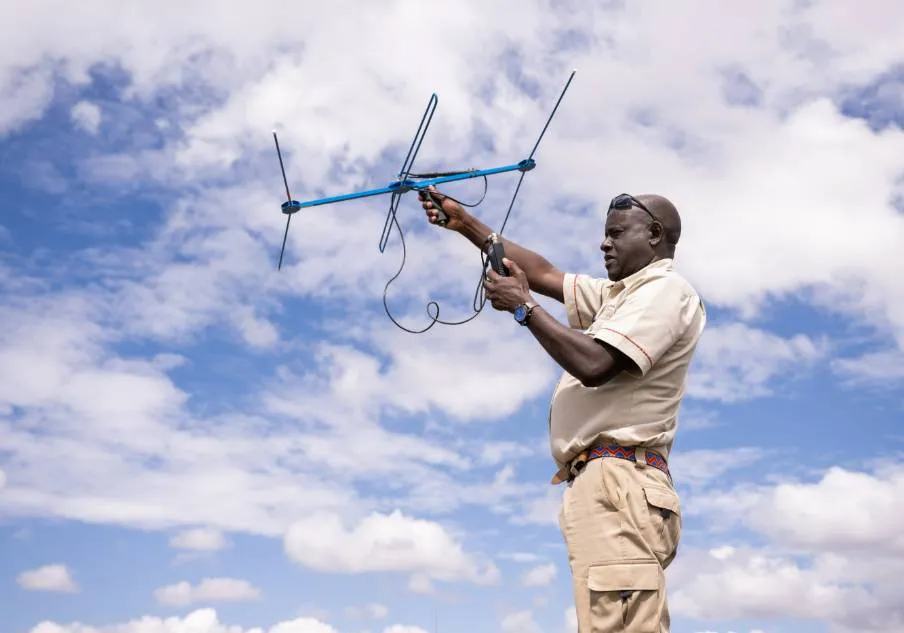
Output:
top-left (563, 273), bottom-right (610, 330)
top-left (589, 275), bottom-right (702, 376)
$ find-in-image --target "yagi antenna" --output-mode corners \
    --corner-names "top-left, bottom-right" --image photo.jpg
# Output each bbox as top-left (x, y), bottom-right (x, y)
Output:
top-left (271, 69), bottom-right (577, 332)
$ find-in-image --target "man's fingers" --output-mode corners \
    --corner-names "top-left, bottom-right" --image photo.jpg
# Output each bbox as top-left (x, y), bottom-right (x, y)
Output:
top-left (502, 257), bottom-right (525, 279)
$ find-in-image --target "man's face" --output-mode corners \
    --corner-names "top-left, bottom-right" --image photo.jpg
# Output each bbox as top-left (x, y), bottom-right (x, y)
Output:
top-left (600, 208), bottom-right (654, 281)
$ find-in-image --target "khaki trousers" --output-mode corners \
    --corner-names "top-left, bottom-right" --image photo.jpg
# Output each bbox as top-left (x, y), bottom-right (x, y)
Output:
top-left (558, 455), bottom-right (682, 633)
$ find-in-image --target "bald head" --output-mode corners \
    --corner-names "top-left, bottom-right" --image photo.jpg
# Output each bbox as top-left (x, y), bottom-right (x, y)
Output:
top-left (634, 194), bottom-right (682, 252)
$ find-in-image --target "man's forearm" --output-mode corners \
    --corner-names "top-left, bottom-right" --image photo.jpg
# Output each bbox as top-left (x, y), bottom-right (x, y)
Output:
top-left (457, 213), bottom-right (564, 301)
top-left (525, 305), bottom-right (623, 387)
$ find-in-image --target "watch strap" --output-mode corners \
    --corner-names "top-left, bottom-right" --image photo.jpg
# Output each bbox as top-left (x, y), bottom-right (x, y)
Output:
top-left (515, 301), bottom-right (538, 325)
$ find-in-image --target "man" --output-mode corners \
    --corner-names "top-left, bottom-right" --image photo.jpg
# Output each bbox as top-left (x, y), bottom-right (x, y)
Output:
top-left (419, 188), bottom-right (706, 633)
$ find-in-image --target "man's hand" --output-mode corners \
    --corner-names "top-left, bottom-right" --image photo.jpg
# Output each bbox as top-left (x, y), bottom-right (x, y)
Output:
top-left (419, 187), bottom-right (467, 232)
top-left (484, 257), bottom-right (533, 312)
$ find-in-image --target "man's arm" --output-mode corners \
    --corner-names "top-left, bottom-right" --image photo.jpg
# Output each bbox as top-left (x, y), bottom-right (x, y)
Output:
top-left (524, 305), bottom-right (632, 387)
top-left (456, 213), bottom-right (565, 302)
top-left (481, 260), bottom-right (697, 387)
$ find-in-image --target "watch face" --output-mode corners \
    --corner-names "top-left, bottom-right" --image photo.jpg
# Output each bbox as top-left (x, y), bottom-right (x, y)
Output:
top-left (514, 305), bottom-right (526, 321)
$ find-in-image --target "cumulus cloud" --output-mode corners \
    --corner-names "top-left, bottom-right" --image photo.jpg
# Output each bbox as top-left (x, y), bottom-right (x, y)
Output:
top-left (670, 545), bottom-right (904, 633)
top-left (16, 564), bottom-right (78, 593)
top-left (564, 608), bottom-right (577, 633)
top-left (29, 609), bottom-right (339, 633)
top-left (169, 527), bottom-right (228, 552)
top-left (668, 447), bottom-right (766, 489)
top-left (30, 607), bottom-right (432, 633)
top-left (501, 610), bottom-right (542, 633)
top-left (832, 349), bottom-right (904, 385)
top-left (406, 573), bottom-right (434, 595)
top-left (673, 463), bottom-right (904, 632)
top-left (697, 463), bottom-right (904, 555)
top-left (687, 323), bottom-right (828, 402)
top-left (382, 627), bottom-right (428, 633)
top-left (153, 577), bottom-right (261, 606)
top-left (521, 562), bottom-right (557, 587)
top-left (70, 100), bottom-right (101, 134)
top-left (0, 286), bottom-right (536, 540)
top-left (284, 510), bottom-right (499, 586)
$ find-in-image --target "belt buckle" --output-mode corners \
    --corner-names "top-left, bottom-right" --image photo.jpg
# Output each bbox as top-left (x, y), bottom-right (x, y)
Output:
top-left (550, 449), bottom-right (591, 485)
top-left (569, 450), bottom-right (590, 479)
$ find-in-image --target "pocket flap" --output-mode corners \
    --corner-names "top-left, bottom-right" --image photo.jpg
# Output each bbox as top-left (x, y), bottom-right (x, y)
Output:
top-left (587, 560), bottom-right (661, 592)
top-left (643, 486), bottom-right (681, 516)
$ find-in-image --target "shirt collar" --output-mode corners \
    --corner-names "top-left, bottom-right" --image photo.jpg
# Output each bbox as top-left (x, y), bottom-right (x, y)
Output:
top-left (609, 258), bottom-right (673, 291)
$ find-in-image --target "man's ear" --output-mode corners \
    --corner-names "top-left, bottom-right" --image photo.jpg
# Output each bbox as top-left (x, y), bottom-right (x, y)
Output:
top-left (648, 220), bottom-right (664, 246)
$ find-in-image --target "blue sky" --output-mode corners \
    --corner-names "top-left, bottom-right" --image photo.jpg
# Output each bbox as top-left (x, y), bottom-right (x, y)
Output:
top-left (2, 3), bottom-right (904, 633)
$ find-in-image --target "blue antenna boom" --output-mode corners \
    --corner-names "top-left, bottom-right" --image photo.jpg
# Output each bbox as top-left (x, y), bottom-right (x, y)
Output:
top-left (281, 159), bottom-right (535, 211)
top-left (272, 69), bottom-right (577, 332)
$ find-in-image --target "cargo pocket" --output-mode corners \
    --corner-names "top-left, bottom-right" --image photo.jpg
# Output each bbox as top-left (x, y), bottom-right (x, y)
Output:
top-left (587, 560), bottom-right (664, 633)
top-left (642, 485), bottom-right (682, 567)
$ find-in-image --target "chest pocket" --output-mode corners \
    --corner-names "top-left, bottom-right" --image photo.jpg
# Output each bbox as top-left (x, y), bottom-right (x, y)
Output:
top-left (586, 293), bottom-right (623, 335)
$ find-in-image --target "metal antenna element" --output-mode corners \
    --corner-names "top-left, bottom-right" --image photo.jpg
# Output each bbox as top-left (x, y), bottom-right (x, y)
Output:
top-left (273, 130), bottom-right (301, 270)
top-left (270, 69), bottom-right (578, 332)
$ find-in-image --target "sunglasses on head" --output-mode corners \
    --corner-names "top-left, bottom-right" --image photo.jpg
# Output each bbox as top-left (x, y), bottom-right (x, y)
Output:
top-left (607, 193), bottom-right (656, 222)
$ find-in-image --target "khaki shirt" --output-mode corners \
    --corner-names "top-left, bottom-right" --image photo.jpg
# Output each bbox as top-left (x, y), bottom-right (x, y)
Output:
top-left (548, 258), bottom-right (706, 467)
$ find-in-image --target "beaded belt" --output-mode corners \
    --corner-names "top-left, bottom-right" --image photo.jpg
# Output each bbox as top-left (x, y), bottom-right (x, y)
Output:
top-left (551, 444), bottom-right (671, 484)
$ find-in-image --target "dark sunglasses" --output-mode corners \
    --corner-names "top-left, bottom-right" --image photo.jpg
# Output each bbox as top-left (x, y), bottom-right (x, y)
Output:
top-left (607, 193), bottom-right (656, 222)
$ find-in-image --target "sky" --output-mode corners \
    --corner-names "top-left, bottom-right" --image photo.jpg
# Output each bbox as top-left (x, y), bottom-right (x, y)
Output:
top-left (1, 1), bottom-right (904, 633)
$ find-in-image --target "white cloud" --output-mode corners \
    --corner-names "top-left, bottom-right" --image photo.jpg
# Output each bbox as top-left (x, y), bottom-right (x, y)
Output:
top-left (381, 627), bottom-right (428, 633)
top-left (501, 610), bottom-right (542, 633)
top-left (29, 609), bottom-right (339, 633)
top-left (687, 323), bottom-right (828, 402)
top-left (669, 545), bottom-right (904, 633)
top-left (70, 100), bottom-right (101, 134)
top-left (509, 485), bottom-right (564, 527)
top-left (669, 447), bottom-right (766, 489)
top-left (0, 65), bottom-right (55, 136)
top-left (0, 289), bottom-right (505, 537)
top-left (295, 605), bottom-right (332, 624)
top-left (406, 573), bottom-right (434, 595)
top-left (673, 463), bottom-right (904, 632)
top-left (270, 621), bottom-right (339, 633)
top-left (30, 608), bottom-right (429, 633)
top-left (16, 564), bottom-right (78, 593)
top-left (705, 464), bottom-right (904, 554)
top-left (284, 510), bottom-right (499, 586)
top-left (832, 348), bottom-right (904, 385)
top-left (153, 577), bottom-right (261, 606)
top-left (346, 604), bottom-right (389, 621)
top-left (521, 562), bottom-right (557, 587)
top-left (564, 607), bottom-right (577, 633)
top-left (169, 527), bottom-right (227, 552)
top-left (499, 552), bottom-right (545, 563)
top-left (478, 441), bottom-right (539, 466)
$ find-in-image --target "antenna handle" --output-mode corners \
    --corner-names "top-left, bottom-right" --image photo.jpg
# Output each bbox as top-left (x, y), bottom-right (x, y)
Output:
top-left (423, 190), bottom-right (450, 227)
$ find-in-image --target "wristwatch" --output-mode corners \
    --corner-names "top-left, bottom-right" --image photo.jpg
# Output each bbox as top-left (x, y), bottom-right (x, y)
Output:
top-left (514, 301), bottom-right (538, 326)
